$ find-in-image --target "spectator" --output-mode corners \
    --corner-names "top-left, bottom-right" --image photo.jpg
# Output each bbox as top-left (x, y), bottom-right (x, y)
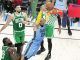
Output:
top-left (12, 0), bottom-right (22, 8)
top-left (3, 0), bottom-right (14, 13)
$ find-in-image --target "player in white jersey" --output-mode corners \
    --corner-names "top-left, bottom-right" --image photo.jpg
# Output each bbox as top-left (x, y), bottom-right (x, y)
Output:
top-left (54, 0), bottom-right (67, 11)
top-left (54, 0), bottom-right (72, 35)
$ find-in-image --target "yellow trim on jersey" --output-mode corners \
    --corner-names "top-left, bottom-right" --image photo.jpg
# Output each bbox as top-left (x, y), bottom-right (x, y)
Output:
top-left (35, 11), bottom-right (43, 25)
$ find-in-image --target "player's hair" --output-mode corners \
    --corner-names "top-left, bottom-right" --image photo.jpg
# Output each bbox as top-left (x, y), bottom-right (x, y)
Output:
top-left (14, 5), bottom-right (21, 8)
top-left (3, 37), bottom-right (8, 44)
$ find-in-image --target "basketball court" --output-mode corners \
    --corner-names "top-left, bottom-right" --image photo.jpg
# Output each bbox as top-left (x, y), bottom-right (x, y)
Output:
top-left (0, 18), bottom-right (80, 60)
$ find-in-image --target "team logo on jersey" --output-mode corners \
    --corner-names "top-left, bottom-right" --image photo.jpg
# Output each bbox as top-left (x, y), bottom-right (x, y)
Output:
top-left (15, 18), bottom-right (24, 23)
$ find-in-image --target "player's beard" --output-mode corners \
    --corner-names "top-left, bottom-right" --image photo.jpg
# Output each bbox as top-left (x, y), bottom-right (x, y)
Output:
top-left (8, 42), bottom-right (13, 47)
top-left (17, 11), bottom-right (21, 13)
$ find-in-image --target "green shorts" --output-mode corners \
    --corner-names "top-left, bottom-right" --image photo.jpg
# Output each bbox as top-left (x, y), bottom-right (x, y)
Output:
top-left (45, 24), bottom-right (54, 38)
top-left (13, 30), bottom-right (25, 43)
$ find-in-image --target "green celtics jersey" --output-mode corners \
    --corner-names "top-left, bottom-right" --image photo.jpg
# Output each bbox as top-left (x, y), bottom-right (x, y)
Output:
top-left (1, 46), bottom-right (11, 60)
top-left (46, 14), bottom-right (57, 26)
top-left (45, 14), bottom-right (57, 38)
top-left (12, 12), bottom-right (25, 31)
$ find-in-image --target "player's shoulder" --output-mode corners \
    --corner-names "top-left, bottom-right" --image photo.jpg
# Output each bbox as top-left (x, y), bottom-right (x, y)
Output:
top-left (11, 13), bottom-right (14, 16)
top-left (22, 12), bottom-right (27, 15)
top-left (21, 12), bottom-right (27, 18)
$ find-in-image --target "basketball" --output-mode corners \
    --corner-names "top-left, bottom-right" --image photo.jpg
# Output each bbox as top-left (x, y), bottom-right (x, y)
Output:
top-left (46, 2), bottom-right (53, 10)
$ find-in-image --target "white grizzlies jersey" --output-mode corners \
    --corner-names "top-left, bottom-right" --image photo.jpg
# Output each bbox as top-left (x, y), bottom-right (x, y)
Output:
top-left (54, 0), bottom-right (67, 10)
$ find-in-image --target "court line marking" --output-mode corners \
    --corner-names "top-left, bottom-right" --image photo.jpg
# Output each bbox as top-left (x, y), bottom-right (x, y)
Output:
top-left (0, 32), bottom-right (80, 40)
top-left (0, 24), bottom-right (80, 31)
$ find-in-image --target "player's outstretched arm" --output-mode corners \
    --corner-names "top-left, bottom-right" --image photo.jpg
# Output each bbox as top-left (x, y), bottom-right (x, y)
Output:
top-left (0, 15), bottom-right (13, 33)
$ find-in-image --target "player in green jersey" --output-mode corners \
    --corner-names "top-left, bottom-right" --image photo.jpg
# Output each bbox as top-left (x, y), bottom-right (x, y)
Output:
top-left (0, 5), bottom-right (29, 59)
top-left (36, 2), bottom-right (61, 60)
top-left (1, 37), bottom-right (26, 60)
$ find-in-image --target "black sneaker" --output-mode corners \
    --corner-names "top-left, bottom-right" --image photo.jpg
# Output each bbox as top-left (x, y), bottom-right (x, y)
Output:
top-left (45, 53), bottom-right (51, 60)
top-left (24, 57), bottom-right (28, 60)
top-left (68, 30), bottom-right (72, 36)
top-left (73, 18), bottom-right (79, 23)
top-left (37, 48), bottom-right (45, 55)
